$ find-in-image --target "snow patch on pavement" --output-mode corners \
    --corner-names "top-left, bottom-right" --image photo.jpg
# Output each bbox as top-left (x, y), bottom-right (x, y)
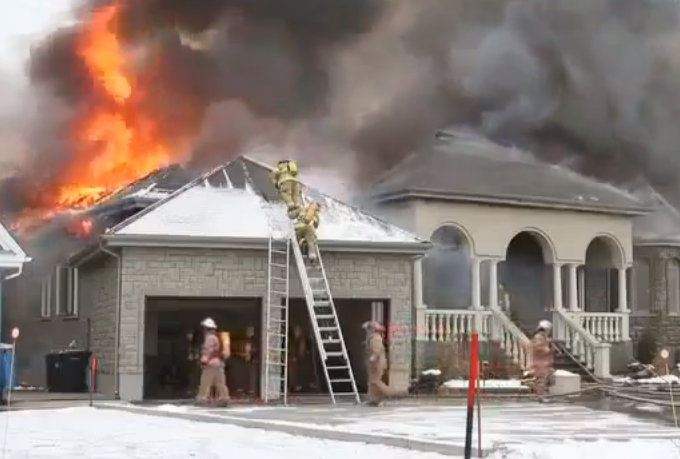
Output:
top-left (443, 379), bottom-right (528, 389)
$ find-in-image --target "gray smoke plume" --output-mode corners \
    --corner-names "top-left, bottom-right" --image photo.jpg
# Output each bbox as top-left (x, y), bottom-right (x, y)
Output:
top-left (6, 0), bottom-right (680, 223)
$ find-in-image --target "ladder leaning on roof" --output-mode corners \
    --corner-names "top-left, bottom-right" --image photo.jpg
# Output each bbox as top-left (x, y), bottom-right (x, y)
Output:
top-left (290, 231), bottom-right (361, 405)
top-left (263, 236), bottom-right (291, 404)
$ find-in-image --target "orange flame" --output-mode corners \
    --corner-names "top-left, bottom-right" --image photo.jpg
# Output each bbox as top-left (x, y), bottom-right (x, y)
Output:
top-left (13, 4), bottom-right (170, 234)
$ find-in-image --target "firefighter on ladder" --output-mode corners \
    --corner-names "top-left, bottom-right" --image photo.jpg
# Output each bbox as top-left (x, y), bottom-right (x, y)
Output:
top-left (272, 159), bottom-right (303, 219)
top-left (295, 202), bottom-right (320, 264)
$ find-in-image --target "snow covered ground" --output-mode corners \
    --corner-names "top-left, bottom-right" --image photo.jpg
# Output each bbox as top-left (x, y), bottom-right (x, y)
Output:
top-left (443, 379), bottom-right (528, 390)
top-left (0, 406), bottom-right (678, 459)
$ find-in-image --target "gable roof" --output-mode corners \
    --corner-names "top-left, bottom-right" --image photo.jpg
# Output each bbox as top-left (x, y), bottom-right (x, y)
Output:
top-left (105, 157), bottom-right (428, 252)
top-left (371, 130), bottom-right (649, 215)
top-left (0, 219), bottom-right (30, 268)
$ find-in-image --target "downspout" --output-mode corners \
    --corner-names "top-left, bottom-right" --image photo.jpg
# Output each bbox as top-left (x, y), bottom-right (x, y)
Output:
top-left (100, 245), bottom-right (122, 400)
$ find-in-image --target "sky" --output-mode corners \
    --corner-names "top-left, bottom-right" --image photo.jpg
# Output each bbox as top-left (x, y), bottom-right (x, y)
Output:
top-left (0, 0), bottom-right (73, 77)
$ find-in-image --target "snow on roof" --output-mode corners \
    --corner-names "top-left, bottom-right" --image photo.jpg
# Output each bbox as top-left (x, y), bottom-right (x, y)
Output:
top-left (0, 219), bottom-right (30, 267)
top-left (112, 158), bottom-right (425, 246)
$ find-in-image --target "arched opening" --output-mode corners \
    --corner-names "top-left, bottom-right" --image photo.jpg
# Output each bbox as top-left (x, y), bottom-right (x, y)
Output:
top-left (500, 231), bottom-right (554, 331)
top-left (583, 236), bottom-right (625, 312)
top-left (423, 225), bottom-right (472, 309)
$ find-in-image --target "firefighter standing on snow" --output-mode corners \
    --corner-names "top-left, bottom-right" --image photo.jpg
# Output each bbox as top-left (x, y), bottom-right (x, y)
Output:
top-left (196, 318), bottom-right (230, 406)
top-left (272, 159), bottom-right (303, 219)
top-left (295, 202), bottom-right (320, 263)
top-left (531, 320), bottom-right (553, 402)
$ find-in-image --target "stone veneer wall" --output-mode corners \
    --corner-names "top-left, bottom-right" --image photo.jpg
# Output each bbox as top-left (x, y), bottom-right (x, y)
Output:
top-left (631, 245), bottom-right (680, 363)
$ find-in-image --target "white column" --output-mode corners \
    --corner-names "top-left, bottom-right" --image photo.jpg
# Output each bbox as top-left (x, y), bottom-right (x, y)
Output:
top-left (553, 263), bottom-right (563, 311)
top-left (413, 257), bottom-right (424, 308)
top-left (471, 258), bottom-right (481, 310)
top-left (568, 264), bottom-right (579, 312)
top-left (618, 266), bottom-right (630, 341)
top-left (489, 260), bottom-right (499, 308)
top-left (617, 267), bottom-right (628, 312)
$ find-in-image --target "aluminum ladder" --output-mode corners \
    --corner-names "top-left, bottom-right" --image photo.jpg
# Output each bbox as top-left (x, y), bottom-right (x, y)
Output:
top-left (290, 237), bottom-right (361, 404)
top-left (263, 236), bottom-right (291, 404)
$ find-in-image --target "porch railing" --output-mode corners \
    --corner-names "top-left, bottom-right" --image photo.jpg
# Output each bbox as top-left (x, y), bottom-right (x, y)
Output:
top-left (553, 310), bottom-right (611, 379)
top-left (416, 307), bottom-right (491, 342)
top-left (489, 305), bottom-right (532, 370)
top-left (415, 306), bottom-right (531, 369)
top-left (566, 311), bottom-right (629, 342)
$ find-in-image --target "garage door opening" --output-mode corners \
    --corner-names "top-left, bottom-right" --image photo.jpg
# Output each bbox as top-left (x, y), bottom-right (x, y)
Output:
top-left (144, 297), bottom-right (262, 400)
top-left (287, 299), bottom-right (389, 395)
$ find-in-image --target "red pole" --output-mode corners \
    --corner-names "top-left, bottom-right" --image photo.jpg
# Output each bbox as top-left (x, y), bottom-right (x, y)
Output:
top-left (89, 354), bottom-right (97, 407)
top-left (464, 333), bottom-right (479, 459)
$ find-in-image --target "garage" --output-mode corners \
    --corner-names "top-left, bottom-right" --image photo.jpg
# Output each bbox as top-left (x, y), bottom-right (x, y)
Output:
top-left (143, 297), bottom-right (262, 400)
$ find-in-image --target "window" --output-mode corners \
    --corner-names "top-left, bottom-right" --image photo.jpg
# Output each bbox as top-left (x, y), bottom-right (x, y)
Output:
top-left (40, 265), bottom-right (79, 319)
top-left (40, 274), bottom-right (52, 318)
top-left (634, 260), bottom-right (650, 313)
top-left (668, 259), bottom-right (680, 314)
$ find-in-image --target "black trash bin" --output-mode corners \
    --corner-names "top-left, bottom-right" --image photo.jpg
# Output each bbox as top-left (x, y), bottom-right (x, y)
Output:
top-left (45, 350), bottom-right (91, 393)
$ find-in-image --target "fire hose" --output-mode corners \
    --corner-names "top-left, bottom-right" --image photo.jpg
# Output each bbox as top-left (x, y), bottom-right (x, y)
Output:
top-left (541, 342), bottom-right (679, 422)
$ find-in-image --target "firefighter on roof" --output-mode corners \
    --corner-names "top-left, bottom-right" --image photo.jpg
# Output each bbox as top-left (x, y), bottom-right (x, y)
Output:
top-left (295, 202), bottom-right (320, 263)
top-left (271, 159), bottom-right (303, 219)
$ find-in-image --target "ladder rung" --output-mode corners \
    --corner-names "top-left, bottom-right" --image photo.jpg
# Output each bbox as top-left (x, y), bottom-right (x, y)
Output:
top-left (316, 315), bottom-right (335, 320)
top-left (314, 301), bottom-right (330, 307)
top-left (308, 277), bottom-right (323, 282)
top-left (271, 249), bottom-right (288, 255)
top-left (271, 291), bottom-right (289, 296)
top-left (268, 303), bottom-right (288, 308)
top-left (326, 365), bottom-right (349, 370)
top-left (329, 379), bottom-right (353, 384)
top-left (332, 392), bottom-right (360, 396)
top-left (325, 352), bottom-right (345, 357)
top-left (322, 340), bottom-right (341, 345)
top-left (271, 276), bottom-right (288, 282)
top-left (267, 347), bottom-right (287, 352)
top-left (270, 263), bottom-right (288, 268)
top-left (318, 327), bottom-right (338, 332)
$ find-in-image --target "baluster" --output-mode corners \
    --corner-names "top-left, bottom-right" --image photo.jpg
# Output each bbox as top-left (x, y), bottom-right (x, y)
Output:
top-left (436, 315), bottom-right (444, 342)
top-left (443, 314), bottom-right (451, 341)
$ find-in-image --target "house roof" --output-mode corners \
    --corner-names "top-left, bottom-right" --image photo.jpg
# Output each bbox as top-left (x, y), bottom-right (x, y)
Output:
top-left (632, 187), bottom-right (680, 246)
top-left (370, 130), bottom-right (650, 215)
top-left (0, 219), bottom-right (30, 268)
top-left (104, 156), bottom-right (428, 252)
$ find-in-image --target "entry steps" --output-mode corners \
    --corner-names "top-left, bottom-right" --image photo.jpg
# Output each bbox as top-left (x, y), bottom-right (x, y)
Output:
top-left (290, 238), bottom-right (361, 404)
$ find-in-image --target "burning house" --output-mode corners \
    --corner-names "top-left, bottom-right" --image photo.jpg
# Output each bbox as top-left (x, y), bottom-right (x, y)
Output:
top-left (6, 156), bottom-right (426, 401)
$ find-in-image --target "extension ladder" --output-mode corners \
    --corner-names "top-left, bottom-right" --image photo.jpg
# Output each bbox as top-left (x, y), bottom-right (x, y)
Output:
top-left (263, 236), bottom-right (291, 404)
top-left (290, 238), bottom-right (361, 404)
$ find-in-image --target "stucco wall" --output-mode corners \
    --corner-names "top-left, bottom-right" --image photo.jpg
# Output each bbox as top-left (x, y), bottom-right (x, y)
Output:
top-left (378, 199), bottom-right (633, 266)
top-left (87, 246), bottom-right (414, 401)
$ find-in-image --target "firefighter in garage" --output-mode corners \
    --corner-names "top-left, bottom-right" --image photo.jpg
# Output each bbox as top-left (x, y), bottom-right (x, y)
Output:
top-left (363, 321), bottom-right (393, 406)
top-left (196, 318), bottom-right (230, 406)
top-left (271, 159), bottom-right (303, 219)
top-left (295, 202), bottom-right (320, 263)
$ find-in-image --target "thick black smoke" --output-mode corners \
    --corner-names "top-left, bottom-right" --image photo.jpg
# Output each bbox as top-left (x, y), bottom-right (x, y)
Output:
top-left (9, 0), bottom-right (680, 219)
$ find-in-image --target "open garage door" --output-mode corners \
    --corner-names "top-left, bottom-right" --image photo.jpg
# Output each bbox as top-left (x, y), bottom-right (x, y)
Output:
top-left (144, 297), bottom-right (262, 400)
top-left (287, 298), bottom-right (389, 395)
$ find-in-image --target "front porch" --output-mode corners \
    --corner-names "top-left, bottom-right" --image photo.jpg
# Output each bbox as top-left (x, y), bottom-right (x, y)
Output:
top-left (415, 226), bottom-right (633, 379)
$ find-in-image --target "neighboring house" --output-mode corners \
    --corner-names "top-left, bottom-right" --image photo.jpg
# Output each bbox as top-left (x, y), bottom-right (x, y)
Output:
top-left (630, 188), bottom-right (680, 356)
top-left (63, 157), bottom-right (426, 401)
top-left (369, 130), bottom-right (651, 377)
top-left (4, 164), bottom-right (202, 386)
top-left (0, 220), bottom-right (30, 339)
